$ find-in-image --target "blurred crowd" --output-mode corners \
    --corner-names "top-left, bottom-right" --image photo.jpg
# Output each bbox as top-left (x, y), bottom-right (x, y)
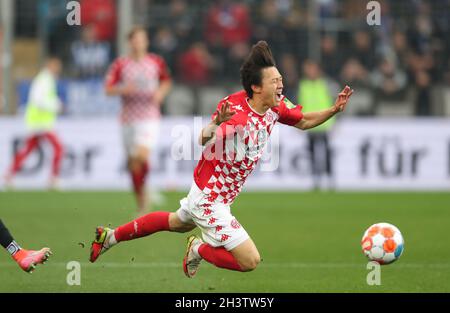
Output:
top-left (11, 0), bottom-right (450, 116)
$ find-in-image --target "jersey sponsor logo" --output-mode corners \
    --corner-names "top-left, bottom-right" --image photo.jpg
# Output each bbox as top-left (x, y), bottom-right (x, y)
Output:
top-left (257, 129), bottom-right (267, 143)
top-left (245, 128), bottom-right (267, 160)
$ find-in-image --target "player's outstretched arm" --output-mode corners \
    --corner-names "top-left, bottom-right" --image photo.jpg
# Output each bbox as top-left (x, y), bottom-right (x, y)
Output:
top-left (294, 85), bottom-right (353, 130)
top-left (199, 101), bottom-right (236, 146)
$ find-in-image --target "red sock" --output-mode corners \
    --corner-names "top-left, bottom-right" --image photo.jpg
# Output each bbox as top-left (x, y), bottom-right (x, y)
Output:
top-left (9, 136), bottom-right (40, 175)
top-left (44, 132), bottom-right (64, 177)
top-left (114, 211), bottom-right (170, 242)
top-left (142, 161), bottom-right (149, 179)
top-left (198, 244), bottom-right (243, 272)
top-left (130, 162), bottom-right (148, 197)
top-left (130, 168), bottom-right (142, 195)
top-left (140, 160), bottom-right (149, 193)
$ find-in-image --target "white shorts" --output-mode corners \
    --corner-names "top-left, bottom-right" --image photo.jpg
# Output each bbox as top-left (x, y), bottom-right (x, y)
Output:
top-left (176, 182), bottom-right (250, 251)
top-left (122, 121), bottom-right (160, 156)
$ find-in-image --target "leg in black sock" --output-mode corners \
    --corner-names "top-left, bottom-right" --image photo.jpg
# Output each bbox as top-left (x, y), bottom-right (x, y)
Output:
top-left (0, 219), bottom-right (21, 255)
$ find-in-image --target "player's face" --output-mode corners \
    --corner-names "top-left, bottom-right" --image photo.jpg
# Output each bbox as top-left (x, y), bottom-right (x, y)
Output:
top-left (260, 67), bottom-right (283, 108)
top-left (129, 31), bottom-right (149, 54)
top-left (48, 59), bottom-right (62, 77)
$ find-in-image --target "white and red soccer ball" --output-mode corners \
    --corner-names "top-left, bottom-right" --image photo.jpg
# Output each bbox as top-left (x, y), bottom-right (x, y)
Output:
top-left (361, 223), bottom-right (404, 265)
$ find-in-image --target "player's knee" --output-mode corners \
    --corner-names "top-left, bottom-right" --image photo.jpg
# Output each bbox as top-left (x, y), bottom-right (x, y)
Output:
top-left (168, 214), bottom-right (184, 232)
top-left (136, 154), bottom-right (148, 164)
top-left (168, 213), bottom-right (194, 233)
top-left (173, 225), bottom-right (194, 233)
top-left (127, 157), bottom-right (139, 171)
top-left (239, 254), bottom-right (261, 272)
top-left (135, 146), bottom-right (150, 162)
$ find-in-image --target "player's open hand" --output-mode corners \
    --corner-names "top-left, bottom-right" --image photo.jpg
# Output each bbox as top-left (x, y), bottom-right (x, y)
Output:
top-left (332, 85), bottom-right (353, 113)
top-left (214, 101), bottom-right (236, 125)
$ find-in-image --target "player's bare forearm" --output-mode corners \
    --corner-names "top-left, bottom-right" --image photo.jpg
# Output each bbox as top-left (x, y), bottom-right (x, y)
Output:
top-left (294, 108), bottom-right (336, 130)
top-left (199, 119), bottom-right (220, 146)
top-left (295, 85), bottom-right (353, 130)
top-left (199, 100), bottom-right (236, 146)
top-left (154, 79), bottom-right (172, 105)
top-left (159, 80), bottom-right (172, 97)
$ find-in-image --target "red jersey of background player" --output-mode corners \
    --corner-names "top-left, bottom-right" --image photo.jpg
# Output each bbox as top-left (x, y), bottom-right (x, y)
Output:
top-left (194, 90), bottom-right (303, 204)
top-left (104, 54), bottom-right (171, 124)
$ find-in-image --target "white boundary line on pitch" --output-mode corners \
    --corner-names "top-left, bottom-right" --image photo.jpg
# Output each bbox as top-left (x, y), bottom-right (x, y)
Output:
top-left (1, 262), bottom-right (450, 269)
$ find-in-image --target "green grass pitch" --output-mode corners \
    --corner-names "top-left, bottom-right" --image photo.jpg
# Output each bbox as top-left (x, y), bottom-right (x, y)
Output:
top-left (1, 190), bottom-right (449, 292)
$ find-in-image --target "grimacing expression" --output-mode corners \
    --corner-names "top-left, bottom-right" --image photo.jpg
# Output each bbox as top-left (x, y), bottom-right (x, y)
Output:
top-left (257, 66), bottom-right (284, 108)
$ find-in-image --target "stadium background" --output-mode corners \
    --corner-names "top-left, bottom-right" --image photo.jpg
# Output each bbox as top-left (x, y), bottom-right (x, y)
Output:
top-left (1, 0), bottom-right (450, 293)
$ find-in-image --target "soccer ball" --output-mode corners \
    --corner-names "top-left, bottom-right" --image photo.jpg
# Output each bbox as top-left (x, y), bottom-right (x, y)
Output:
top-left (361, 222), bottom-right (404, 265)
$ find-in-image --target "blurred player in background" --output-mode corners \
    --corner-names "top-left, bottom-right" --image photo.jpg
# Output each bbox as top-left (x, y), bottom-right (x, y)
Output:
top-left (298, 60), bottom-right (335, 190)
top-left (0, 219), bottom-right (52, 273)
top-left (104, 26), bottom-right (172, 214)
top-left (4, 57), bottom-right (64, 189)
top-left (90, 41), bottom-right (353, 277)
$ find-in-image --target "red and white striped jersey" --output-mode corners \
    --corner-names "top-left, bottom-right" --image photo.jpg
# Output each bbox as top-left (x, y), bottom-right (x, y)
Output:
top-left (105, 53), bottom-right (171, 124)
top-left (194, 90), bottom-right (303, 205)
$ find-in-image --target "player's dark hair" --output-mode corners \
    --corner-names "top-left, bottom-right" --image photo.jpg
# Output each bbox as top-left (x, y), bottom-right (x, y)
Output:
top-left (240, 41), bottom-right (276, 98)
top-left (127, 26), bottom-right (148, 40)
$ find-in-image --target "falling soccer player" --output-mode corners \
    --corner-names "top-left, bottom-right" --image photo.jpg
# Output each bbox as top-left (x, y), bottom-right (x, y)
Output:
top-left (104, 26), bottom-right (172, 214)
top-left (0, 219), bottom-right (52, 273)
top-left (90, 41), bottom-right (353, 277)
top-left (4, 57), bottom-right (64, 189)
